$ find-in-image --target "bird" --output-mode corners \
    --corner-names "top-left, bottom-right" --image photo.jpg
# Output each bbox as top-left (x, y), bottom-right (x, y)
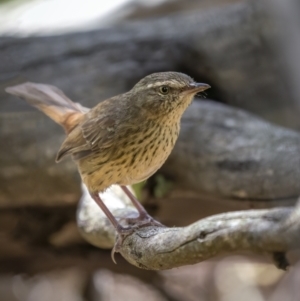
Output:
top-left (6, 72), bottom-right (210, 249)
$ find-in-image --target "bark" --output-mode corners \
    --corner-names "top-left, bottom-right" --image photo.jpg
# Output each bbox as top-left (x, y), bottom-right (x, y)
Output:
top-left (78, 186), bottom-right (300, 270)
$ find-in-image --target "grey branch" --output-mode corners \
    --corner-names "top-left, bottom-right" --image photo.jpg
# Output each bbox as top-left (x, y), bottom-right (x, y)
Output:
top-left (77, 185), bottom-right (300, 270)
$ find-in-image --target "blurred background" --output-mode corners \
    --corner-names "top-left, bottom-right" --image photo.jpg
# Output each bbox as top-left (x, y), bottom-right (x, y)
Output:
top-left (0, 0), bottom-right (239, 36)
top-left (1, 0), bottom-right (300, 300)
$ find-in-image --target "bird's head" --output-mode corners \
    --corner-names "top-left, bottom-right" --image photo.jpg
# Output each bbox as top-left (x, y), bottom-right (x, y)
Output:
top-left (130, 72), bottom-right (210, 118)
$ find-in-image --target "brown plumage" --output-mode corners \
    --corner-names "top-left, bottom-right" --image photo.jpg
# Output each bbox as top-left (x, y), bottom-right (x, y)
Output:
top-left (6, 72), bottom-right (210, 253)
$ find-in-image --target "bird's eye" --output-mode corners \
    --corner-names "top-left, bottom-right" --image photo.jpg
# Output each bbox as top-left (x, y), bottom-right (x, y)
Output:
top-left (159, 86), bottom-right (169, 95)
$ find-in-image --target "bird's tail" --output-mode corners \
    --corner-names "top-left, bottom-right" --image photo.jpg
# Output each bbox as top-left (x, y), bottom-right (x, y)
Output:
top-left (5, 82), bottom-right (88, 133)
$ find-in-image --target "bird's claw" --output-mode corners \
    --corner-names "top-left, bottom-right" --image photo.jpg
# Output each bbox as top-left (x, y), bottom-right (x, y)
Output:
top-left (111, 215), bottom-right (165, 263)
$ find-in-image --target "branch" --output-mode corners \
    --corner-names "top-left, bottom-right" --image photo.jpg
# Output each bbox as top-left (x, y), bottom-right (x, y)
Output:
top-left (77, 185), bottom-right (300, 270)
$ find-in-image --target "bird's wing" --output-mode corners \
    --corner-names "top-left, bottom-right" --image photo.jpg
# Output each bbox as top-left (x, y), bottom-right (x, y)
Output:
top-left (56, 104), bottom-right (120, 161)
top-left (80, 94), bottom-right (127, 151)
top-left (56, 113), bottom-right (117, 162)
top-left (57, 94), bottom-right (141, 161)
top-left (58, 95), bottom-right (139, 161)
top-left (81, 113), bottom-right (118, 150)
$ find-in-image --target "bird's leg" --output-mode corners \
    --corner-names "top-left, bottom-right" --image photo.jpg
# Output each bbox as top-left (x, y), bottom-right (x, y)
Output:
top-left (90, 191), bottom-right (161, 262)
top-left (90, 192), bottom-right (126, 233)
top-left (120, 185), bottom-right (164, 227)
top-left (90, 192), bottom-right (139, 263)
top-left (121, 185), bottom-right (148, 218)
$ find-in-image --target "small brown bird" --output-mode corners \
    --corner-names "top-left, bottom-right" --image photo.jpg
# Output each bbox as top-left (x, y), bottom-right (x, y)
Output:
top-left (6, 72), bottom-right (210, 244)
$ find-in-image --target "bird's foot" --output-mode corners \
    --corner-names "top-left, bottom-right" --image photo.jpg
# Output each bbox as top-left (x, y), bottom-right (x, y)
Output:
top-left (111, 214), bottom-right (165, 263)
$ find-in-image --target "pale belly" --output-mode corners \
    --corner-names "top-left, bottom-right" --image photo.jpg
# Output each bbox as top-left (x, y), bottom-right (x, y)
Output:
top-left (79, 123), bottom-right (179, 193)
top-left (127, 148), bottom-right (171, 184)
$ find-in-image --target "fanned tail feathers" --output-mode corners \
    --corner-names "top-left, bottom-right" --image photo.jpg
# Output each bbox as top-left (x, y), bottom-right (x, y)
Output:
top-left (5, 82), bottom-right (88, 133)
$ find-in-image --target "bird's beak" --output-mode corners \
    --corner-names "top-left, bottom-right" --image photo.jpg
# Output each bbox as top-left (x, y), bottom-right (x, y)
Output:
top-left (187, 82), bottom-right (211, 93)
